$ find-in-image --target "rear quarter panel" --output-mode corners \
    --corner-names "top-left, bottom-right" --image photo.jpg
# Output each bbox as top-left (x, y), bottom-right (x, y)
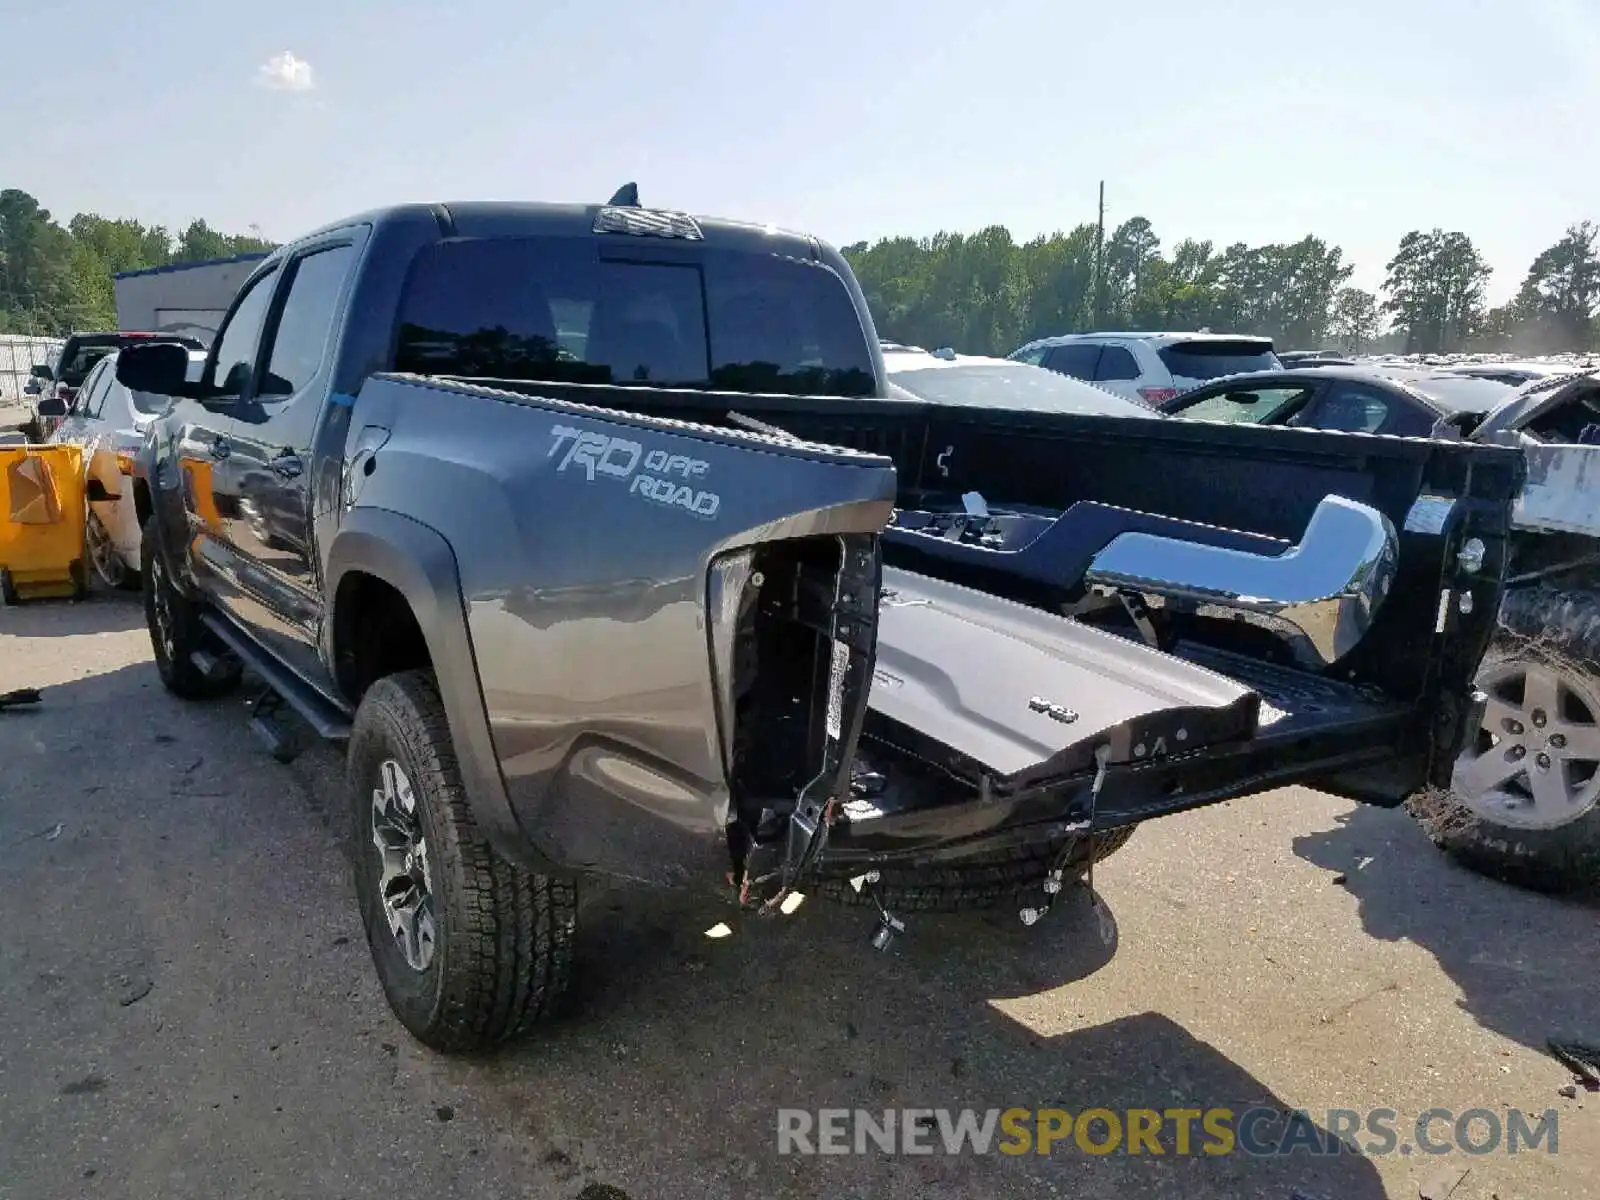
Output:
top-left (337, 375), bottom-right (896, 882)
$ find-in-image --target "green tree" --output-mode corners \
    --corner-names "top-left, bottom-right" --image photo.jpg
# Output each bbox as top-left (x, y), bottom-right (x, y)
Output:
top-left (1511, 221), bottom-right (1600, 352)
top-left (1329, 287), bottom-right (1382, 354)
top-left (1381, 229), bottom-right (1491, 354)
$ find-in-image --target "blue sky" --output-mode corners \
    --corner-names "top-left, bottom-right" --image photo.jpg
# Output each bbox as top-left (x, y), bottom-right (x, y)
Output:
top-left (4, 0), bottom-right (1596, 302)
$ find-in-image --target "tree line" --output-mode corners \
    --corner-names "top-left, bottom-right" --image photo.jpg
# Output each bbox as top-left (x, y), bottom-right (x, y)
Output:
top-left (0, 188), bottom-right (276, 335)
top-left (5, 183), bottom-right (1597, 358)
top-left (842, 218), bottom-right (1600, 359)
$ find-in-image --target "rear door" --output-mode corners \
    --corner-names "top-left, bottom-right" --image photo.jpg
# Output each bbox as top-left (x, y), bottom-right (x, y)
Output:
top-left (173, 263), bottom-right (282, 600)
top-left (1090, 343), bottom-right (1147, 403)
top-left (224, 233), bottom-right (363, 678)
top-left (1042, 342), bottom-right (1103, 383)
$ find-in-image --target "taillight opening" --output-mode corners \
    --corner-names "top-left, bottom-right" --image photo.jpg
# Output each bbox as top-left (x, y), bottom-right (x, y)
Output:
top-left (707, 533), bottom-right (880, 882)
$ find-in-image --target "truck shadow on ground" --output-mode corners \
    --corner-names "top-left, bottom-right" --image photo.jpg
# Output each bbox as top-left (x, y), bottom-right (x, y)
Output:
top-left (457, 883), bottom-right (1388, 1198)
top-left (0, 589), bottom-right (146, 639)
top-left (1293, 804), bottom-right (1600, 1057)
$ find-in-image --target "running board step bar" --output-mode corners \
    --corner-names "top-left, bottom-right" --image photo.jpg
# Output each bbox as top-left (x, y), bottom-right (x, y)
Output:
top-left (197, 613), bottom-right (354, 741)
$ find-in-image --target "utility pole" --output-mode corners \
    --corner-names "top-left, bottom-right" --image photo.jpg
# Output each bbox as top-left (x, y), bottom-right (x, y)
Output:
top-left (1093, 180), bottom-right (1106, 330)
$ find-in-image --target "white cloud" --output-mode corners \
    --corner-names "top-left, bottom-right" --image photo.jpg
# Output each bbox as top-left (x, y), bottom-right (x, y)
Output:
top-left (256, 51), bottom-right (314, 92)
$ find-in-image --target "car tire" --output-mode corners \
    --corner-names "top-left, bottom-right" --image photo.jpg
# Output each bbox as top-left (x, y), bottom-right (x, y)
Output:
top-left (814, 825), bottom-right (1138, 913)
top-left (140, 515), bottom-right (241, 698)
top-left (87, 510), bottom-right (140, 591)
top-left (1409, 585), bottom-right (1600, 895)
top-left (349, 670), bottom-right (577, 1053)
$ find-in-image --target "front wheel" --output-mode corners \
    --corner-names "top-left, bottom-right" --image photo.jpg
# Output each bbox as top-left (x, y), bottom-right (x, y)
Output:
top-left (349, 670), bottom-right (577, 1053)
top-left (87, 510), bottom-right (140, 591)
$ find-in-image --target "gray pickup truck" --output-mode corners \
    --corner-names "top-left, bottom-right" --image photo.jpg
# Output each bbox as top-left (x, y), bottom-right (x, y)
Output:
top-left (117, 190), bottom-right (1524, 1053)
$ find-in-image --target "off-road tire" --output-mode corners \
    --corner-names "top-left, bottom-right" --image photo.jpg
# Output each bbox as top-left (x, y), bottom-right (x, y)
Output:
top-left (814, 825), bottom-right (1138, 912)
top-left (1408, 585), bottom-right (1600, 895)
top-left (349, 670), bottom-right (577, 1053)
top-left (140, 516), bottom-right (241, 698)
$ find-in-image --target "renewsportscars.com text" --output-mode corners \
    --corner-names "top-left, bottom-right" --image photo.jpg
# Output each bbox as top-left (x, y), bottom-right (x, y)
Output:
top-left (776, 1106), bottom-right (1560, 1158)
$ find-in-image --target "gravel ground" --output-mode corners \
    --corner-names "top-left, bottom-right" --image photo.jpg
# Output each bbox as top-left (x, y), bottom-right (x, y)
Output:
top-left (2, 590), bottom-right (1597, 1199)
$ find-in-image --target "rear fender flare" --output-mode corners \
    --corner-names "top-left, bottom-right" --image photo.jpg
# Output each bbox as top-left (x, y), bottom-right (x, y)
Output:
top-left (323, 506), bottom-right (555, 873)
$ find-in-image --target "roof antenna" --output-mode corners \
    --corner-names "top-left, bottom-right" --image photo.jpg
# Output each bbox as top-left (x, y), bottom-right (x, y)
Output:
top-left (607, 182), bottom-right (639, 207)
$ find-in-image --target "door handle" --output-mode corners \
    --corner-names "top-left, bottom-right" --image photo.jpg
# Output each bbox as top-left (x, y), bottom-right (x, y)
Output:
top-left (269, 452), bottom-right (303, 479)
top-left (210, 435), bottom-right (231, 460)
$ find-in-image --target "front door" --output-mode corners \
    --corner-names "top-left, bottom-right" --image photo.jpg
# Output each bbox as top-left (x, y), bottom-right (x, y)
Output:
top-left (223, 237), bottom-right (361, 680)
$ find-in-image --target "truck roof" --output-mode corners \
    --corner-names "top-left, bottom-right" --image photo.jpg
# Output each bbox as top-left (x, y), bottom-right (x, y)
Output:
top-left (280, 200), bottom-right (824, 263)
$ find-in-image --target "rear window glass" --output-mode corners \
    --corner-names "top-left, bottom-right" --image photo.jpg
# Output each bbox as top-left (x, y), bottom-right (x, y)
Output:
top-left (393, 236), bottom-right (876, 397)
top-left (1158, 340), bottom-right (1281, 381)
top-left (888, 363), bottom-right (1159, 418)
top-left (1402, 374), bottom-right (1518, 415)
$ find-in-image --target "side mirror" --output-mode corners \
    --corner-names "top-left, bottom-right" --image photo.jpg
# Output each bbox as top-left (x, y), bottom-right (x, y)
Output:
top-left (30, 363), bottom-right (53, 380)
top-left (23, 378), bottom-right (41, 395)
top-left (36, 396), bottom-right (68, 418)
top-left (1223, 392), bottom-right (1259, 405)
top-left (116, 342), bottom-right (198, 399)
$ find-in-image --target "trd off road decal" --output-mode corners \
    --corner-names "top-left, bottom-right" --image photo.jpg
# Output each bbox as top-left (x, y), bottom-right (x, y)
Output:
top-left (547, 425), bottom-right (721, 518)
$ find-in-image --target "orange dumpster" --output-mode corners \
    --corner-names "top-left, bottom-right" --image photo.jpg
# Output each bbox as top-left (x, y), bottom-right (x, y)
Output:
top-left (0, 444), bottom-right (88, 603)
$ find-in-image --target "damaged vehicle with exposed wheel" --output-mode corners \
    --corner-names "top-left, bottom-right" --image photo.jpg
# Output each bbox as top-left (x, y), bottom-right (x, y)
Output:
top-left (119, 188), bottom-right (1524, 1054)
top-left (1163, 363), bottom-right (1600, 892)
top-left (1405, 371), bottom-right (1600, 893)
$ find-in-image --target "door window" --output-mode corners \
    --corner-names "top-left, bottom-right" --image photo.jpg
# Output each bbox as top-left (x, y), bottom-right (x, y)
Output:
top-left (258, 244), bottom-right (359, 399)
top-left (1044, 343), bottom-right (1103, 380)
top-left (1306, 386), bottom-right (1391, 433)
top-left (1094, 345), bottom-right (1141, 381)
top-left (209, 267), bottom-right (280, 399)
top-left (74, 360), bottom-right (112, 418)
top-left (83, 363), bottom-right (119, 420)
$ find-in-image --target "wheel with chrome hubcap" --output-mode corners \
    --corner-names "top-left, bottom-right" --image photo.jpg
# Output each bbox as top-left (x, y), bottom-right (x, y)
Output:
top-left (87, 509), bottom-right (140, 591)
top-left (1411, 584), bottom-right (1600, 894)
top-left (349, 670), bottom-right (576, 1052)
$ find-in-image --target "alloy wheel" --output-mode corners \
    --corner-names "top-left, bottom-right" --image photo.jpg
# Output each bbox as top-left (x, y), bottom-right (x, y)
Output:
top-left (1452, 658), bottom-right (1600, 831)
top-left (86, 512), bottom-right (126, 589)
top-left (371, 759), bottom-right (437, 972)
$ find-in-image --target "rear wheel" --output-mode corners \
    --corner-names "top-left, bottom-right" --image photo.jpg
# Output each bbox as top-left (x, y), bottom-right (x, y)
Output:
top-left (1410, 586), bottom-right (1600, 894)
top-left (349, 670), bottom-right (577, 1052)
top-left (140, 516), bottom-right (240, 698)
top-left (815, 826), bottom-right (1138, 913)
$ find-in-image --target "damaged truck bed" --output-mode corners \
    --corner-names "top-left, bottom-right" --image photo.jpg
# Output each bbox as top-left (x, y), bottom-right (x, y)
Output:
top-left (500, 378), bottom-right (1526, 896)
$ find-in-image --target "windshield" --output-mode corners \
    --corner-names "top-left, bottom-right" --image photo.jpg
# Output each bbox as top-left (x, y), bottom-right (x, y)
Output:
top-left (1168, 383), bottom-right (1314, 425)
top-left (1158, 340), bottom-right (1281, 381)
top-left (888, 362), bottom-right (1159, 417)
top-left (58, 344), bottom-right (115, 388)
top-left (394, 235), bottom-right (877, 398)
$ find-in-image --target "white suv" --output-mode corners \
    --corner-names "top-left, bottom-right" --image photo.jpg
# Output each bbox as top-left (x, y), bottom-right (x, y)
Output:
top-left (1008, 332), bottom-right (1281, 407)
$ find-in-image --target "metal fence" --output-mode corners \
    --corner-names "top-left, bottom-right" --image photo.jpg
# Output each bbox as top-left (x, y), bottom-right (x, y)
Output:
top-left (0, 334), bottom-right (63, 413)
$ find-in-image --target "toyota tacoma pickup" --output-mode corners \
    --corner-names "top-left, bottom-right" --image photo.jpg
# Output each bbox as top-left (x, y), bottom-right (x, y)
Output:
top-left (118, 190), bottom-right (1524, 1053)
